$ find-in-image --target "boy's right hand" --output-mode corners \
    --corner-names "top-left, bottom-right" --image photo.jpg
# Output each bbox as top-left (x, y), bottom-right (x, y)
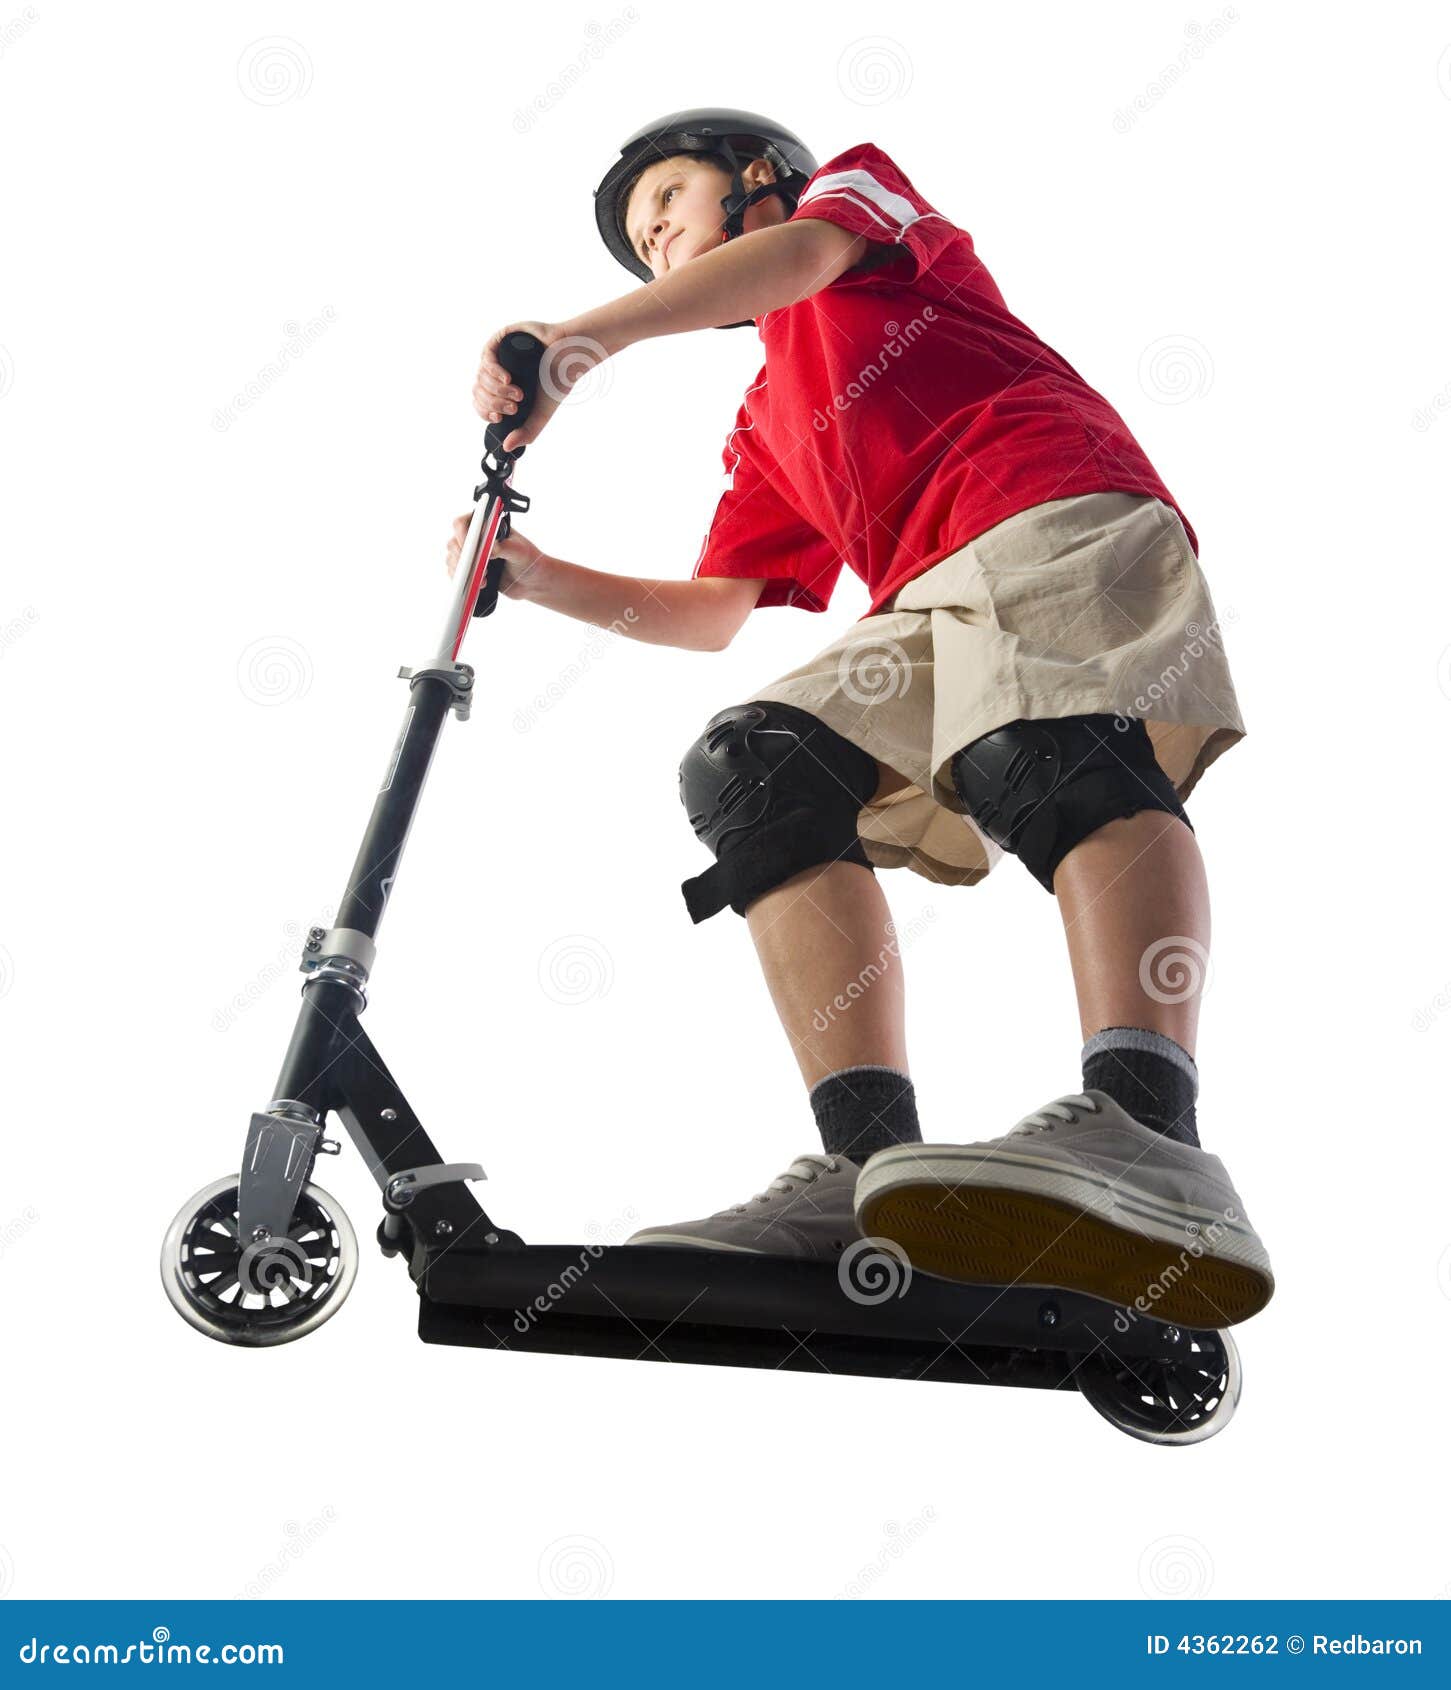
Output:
top-left (445, 512), bottom-right (546, 600)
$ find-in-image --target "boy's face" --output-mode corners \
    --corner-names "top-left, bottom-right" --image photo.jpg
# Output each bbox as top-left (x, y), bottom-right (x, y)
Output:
top-left (624, 153), bottom-right (783, 279)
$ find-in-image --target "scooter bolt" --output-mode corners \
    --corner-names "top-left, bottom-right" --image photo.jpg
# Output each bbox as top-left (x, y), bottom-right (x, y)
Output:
top-left (1164, 1326), bottom-right (1182, 1344)
top-left (251, 1226), bottom-right (270, 1243)
top-left (434, 1219), bottom-right (453, 1239)
top-left (1038, 1301), bottom-right (1060, 1328)
top-left (381, 1108), bottom-right (398, 1121)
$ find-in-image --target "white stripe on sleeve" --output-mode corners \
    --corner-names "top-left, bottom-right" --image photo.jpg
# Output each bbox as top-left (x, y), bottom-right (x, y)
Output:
top-left (796, 167), bottom-right (924, 236)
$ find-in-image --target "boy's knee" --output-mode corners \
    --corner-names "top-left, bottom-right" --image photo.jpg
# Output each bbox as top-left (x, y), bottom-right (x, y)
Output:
top-left (950, 714), bottom-right (1189, 893)
top-left (677, 700), bottom-right (878, 923)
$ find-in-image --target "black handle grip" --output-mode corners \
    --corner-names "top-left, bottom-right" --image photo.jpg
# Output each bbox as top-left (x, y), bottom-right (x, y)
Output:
top-left (474, 552), bottom-right (507, 619)
top-left (484, 331), bottom-right (547, 456)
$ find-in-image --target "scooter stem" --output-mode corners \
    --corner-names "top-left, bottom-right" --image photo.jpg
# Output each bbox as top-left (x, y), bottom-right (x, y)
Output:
top-left (436, 331), bottom-right (548, 662)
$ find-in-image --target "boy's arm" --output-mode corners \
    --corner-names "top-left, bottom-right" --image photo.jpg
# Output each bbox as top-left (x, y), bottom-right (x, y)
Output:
top-left (571, 219), bottom-right (870, 356)
top-left (477, 222), bottom-right (881, 446)
top-left (514, 546), bottom-right (765, 651)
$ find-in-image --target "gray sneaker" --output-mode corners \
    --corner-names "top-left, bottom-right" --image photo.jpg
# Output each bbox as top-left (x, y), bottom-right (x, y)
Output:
top-left (854, 1091), bottom-right (1274, 1327)
top-left (627, 1154), bottom-right (860, 1258)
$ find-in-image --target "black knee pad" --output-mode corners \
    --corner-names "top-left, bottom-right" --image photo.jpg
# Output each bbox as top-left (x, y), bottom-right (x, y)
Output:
top-left (678, 700), bottom-right (879, 923)
top-left (950, 714), bottom-right (1190, 893)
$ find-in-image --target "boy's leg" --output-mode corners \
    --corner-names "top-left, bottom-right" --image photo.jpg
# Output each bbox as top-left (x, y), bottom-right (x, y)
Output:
top-left (626, 761), bottom-right (919, 1254)
top-left (745, 864), bottom-right (907, 1089)
top-left (1053, 810), bottom-right (1208, 1145)
top-left (744, 760), bottom-right (921, 1164)
top-left (853, 799), bottom-right (1272, 1322)
top-left (1054, 808), bottom-right (1208, 1051)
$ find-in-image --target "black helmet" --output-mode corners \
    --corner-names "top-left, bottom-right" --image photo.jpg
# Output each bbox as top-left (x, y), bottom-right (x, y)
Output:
top-left (593, 107), bottom-right (818, 286)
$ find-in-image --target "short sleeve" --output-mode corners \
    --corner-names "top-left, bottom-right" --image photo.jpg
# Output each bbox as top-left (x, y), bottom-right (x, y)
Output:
top-left (788, 143), bottom-right (955, 286)
top-left (691, 401), bottom-right (844, 612)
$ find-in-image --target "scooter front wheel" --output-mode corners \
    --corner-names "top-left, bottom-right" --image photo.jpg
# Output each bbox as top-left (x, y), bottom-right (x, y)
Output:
top-left (160, 1176), bottom-right (359, 1347)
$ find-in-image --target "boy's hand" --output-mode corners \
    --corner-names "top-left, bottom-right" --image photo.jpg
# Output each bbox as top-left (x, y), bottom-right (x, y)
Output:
top-left (473, 321), bottom-right (608, 452)
top-left (445, 512), bottom-right (546, 600)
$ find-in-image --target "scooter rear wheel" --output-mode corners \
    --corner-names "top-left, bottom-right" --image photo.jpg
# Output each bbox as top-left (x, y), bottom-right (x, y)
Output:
top-left (160, 1176), bottom-right (358, 1347)
top-left (1078, 1327), bottom-right (1241, 1445)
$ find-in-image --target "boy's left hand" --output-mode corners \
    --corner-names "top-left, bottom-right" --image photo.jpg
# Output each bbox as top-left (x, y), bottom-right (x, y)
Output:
top-left (473, 320), bottom-right (608, 452)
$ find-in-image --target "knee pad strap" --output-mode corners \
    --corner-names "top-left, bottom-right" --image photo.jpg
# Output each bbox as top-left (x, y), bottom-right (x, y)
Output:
top-left (950, 715), bottom-right (1189, 892)
top-left (678, 701), bottom-right (879, 923)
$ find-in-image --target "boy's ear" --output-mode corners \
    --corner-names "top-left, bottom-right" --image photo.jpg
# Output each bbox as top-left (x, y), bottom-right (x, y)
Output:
top-left (741, 156), bottom-right (778, 188)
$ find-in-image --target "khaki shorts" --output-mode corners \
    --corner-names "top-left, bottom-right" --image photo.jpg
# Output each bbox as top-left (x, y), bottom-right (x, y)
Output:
top-left (737, 491), bottom-right (1245, 886)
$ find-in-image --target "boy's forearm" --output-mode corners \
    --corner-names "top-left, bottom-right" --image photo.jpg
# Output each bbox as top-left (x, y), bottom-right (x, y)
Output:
top-left (568, 221), bottom-right (845, 354)
top-left (517, 555), bottom-right (725, 651)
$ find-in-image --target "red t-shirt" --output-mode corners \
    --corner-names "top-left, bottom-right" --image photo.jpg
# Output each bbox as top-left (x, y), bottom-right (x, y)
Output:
top-left (691, 143), bottom-right (1196, 618)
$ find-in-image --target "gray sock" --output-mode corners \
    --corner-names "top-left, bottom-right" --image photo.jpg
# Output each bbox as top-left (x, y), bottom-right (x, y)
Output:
top-left (1081, 1026), bottom-right (1200, 1148)
top-left (809, 1064), bottom-right (922, 1165)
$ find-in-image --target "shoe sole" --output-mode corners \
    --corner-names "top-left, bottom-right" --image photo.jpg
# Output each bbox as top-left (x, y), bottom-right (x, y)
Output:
top-left (857, 1178), bottom-right (1272, 1329)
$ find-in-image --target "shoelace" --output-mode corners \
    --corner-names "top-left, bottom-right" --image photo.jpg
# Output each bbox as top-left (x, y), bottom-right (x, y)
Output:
top-left (1011, 1093), bottom-right (1102, 1136)
top-left (728, 1154), bottom-right (840, 1213)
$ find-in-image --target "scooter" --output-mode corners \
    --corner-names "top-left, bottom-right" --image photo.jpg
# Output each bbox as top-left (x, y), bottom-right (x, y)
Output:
top-left (160, 333), bottom-right (1244, 1446)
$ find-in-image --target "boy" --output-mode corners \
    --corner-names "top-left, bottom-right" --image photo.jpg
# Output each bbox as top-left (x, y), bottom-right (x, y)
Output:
top-left (451, 109), bottom-right (1273, 1329)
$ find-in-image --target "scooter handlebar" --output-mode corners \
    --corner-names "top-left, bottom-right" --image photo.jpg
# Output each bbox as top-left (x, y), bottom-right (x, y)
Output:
top-left (483, 331), bottom-right (547, 457)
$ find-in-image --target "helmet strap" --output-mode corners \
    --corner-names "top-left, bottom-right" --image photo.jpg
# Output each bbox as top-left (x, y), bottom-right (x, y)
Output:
top-left (714, 138), bottom-right (791, 246)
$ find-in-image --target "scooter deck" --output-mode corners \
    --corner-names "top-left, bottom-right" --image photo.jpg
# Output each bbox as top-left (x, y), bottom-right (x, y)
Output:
top-left (415, 1242), bottom-right (1188, 1391)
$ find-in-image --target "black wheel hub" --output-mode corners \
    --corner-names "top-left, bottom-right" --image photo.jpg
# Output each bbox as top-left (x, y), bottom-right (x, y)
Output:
top-left (172, 1183), bottom-right (347, 1338)
top-left (1079, 1329), bottom-right (1234, 1442)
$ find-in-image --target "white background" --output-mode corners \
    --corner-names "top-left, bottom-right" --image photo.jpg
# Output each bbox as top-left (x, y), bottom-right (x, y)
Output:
top-left (2, 0), bottom-right (1448, 1601)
